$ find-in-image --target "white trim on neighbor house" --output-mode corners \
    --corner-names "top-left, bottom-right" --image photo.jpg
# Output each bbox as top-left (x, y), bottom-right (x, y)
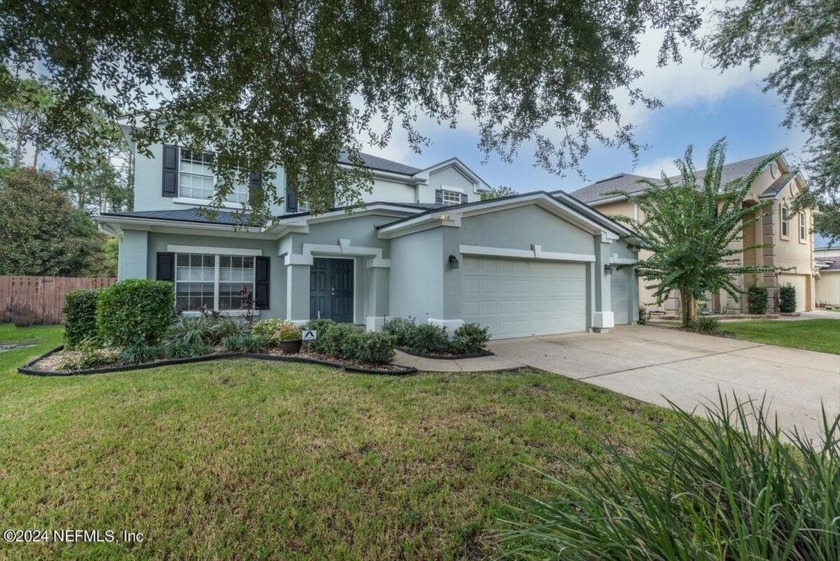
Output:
top-left (459, 244), bottom-right (596, 263)
top-left (166, 244), bottom-right (263, 256)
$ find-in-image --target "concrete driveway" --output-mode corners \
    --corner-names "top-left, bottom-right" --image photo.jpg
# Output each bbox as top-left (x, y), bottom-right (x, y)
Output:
top-left (489, 324), bottom-right (840, 437)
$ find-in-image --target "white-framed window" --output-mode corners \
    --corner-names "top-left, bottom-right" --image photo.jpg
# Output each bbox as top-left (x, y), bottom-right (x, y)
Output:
top-left (442, 189), bottom-right (462, 206)
top-left (175, 253), bottom-right (255, 312)
top-left (179, 150), bottom-right (249, 204)
top-left (781, 205), bottom-right (790, 238)
top-left (799, 211), bottom-right (807, 242)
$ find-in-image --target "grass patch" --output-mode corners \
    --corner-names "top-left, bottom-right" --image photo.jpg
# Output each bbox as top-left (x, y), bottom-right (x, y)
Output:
top-left (723, 319), bottom-right (840, 354)
top-left (0, 324), bottom-right (674, 560)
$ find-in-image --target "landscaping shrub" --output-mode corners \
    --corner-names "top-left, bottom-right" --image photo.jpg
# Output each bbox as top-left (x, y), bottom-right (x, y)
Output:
top-left (406, 323), bottom-right (450, 354)
top-left (689, 316), bottom-right (720, 334)
top-left (383, 316), bottom-right (417, 346)
top-left (166, 314), bottom-right (245, 347)
top-left (252, 319), bottom-right (301, 345)
top-left (161, 339), bottom-right (196, 359)
top-left (313, 323), bottom-right (361, 356)
top-left (355, 332), bottom-right (396, 364)
top-left (64, 289), bottom-right (100, 348)
top-left (57, 340), bottom-right (118, 370)
top-left (452, 323), bottom-right (490, 354)
top-left (97, 279), bottom-right (174, 346)
top-left (119, 343), bottom-right (163, 365)
top-left (779, 283), bottom-right (797, 313)
top-left (221, 333), bottom-right (269, 353)
top-left (748, 283), bottom-right (769, 314)
top-left (305, 318), bottom-right (337, 337)
top-left (637, 305), bottom-right (648, 325)
top-left (498, 393), bottom-right (840, 561)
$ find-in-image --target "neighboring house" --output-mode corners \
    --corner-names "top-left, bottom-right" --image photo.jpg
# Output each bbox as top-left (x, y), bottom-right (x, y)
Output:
top-left (97, 136), bottom-right (639, 339)
top-left (815, 234), bottom-right (840, 307)
top-left (565, 153), bottom-right (816, 313)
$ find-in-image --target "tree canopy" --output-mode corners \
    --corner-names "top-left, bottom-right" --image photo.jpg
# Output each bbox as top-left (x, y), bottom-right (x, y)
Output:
top-left (0, 0), bottom-right (700, 215)
top-left (609, 140), bottom-right (777, 327)
top-left (705, 0), bottom-right (840, 236)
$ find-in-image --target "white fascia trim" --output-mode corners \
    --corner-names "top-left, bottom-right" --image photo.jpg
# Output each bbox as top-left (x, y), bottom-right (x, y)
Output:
top-left (440, 184), bottom-right (465, 194)
top-left (167, 244), bottom-right (263, 256)
top-left (173, 197), bottom-right (246, 210)
top-left (609, 256), bottom-right (637, 265)
top-left (460, 244), bottom-right (596, 263)
top-left (377, 214), bottom-right (462, 239)
top-left (415, 158), bottom-right (491, 191)
top-left (337, 163), bottom-right (426, 185)
top-left (280, 239), bottom-right (390, 268)
top-left (95, 216), bottom-right (269, 237)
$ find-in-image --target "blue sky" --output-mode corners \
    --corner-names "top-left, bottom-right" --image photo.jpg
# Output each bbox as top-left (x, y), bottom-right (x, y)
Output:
top-left (362, 27), bottom-right (805, 195)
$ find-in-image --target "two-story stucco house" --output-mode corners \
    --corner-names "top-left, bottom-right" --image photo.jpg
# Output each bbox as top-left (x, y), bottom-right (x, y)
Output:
top-left (97, 135), bottom-right (641, 339)
top-left (566, 153), bottom-right (816, 314)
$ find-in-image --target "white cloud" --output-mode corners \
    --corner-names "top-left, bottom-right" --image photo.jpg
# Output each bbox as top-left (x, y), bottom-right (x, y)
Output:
top-left (633, 156), bottom-right (681, 178)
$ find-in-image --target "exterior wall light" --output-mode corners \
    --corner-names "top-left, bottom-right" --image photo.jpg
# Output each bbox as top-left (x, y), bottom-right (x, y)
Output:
top-left (448, 255), bottom-right (460, 269)
top-left (604, 263), bottom-right (614, 274)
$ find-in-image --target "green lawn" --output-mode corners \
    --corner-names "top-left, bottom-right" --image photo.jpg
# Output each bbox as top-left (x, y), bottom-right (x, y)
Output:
top-left (0, 324), bottom-right (673, 560)
top-left (722, 319), bottom-right (840, 354)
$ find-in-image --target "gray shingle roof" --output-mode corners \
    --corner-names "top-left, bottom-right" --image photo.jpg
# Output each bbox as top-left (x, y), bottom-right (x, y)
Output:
top-left (817, 257), bottom-right (840, 271)
top-left (759, 172), bottom-right (795, 198)
top-left (568, 153), bottom-right (779, 204)
top-left (338, 150), bottom-right (422, 176)
top-left (101, 208), bottom-right (261, 226)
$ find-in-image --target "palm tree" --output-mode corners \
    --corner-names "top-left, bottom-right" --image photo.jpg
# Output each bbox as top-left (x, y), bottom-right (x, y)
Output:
top-left (609, 139), bottom-right (779, 327)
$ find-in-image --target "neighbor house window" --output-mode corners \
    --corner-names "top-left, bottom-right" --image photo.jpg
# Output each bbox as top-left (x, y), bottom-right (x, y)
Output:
top-left (799, 211), bottom-right (807, 242)
top-left (175, 253), bottom-right (255, 312)
top-left (179, 150), bottom-right (249, 204)
top-left (781, 205), bottom-right (790, 238)
top-left (442, 189), bottom-right (462, 206)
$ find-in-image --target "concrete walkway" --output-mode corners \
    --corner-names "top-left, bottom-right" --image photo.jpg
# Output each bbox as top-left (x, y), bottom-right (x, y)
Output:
top-left (487, 324), bottom-right (840, 437)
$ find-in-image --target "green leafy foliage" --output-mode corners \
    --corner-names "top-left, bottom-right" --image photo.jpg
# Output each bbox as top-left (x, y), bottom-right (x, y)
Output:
top-left (452, 323), bottom-right (490, 354)
top-left (118, 343), bottom-right (163, 365)
top-left (689, 316), bottom-right (720, 335)
top-left (706, 0), bottom-right (839, 205)
top-left (0, 1), bottom-right (701, 215)
top-left (161, 339), bottom-right (199, 360)
top-left (406, 324), bottom-right (451, 354)
top-left (305, 322), bottom-right (395, 365)
top-left (314, 324), bottom-right (362, 358)
top-left (57, 346), bottom-right (118, 371)
top-left (354, 333), bottom-right (396, 365)
top-left (0, 168), bottom-right (113, 276)
top-left (221, 333), bottom-right (269, 353)
top-left (96, 279), bottom-right (174, 346)
top-left (498, 393), bottom-right (840, 560)
top-left (779, 283), bottom-right (797, 313)
top-left (252, 319), bottom-right (301, 344)
top-left (63, 289), bottom-right (101, 348)
top-left (609, 139), bottom-right (779, 327)
top-left (382, 316), bottom-right (417, 347)
top-left (166, 314), bottom-right (245, 347)
top-left (480, 186), bottom-right (517, 201)
top-left (637, 305), bottom-right (648, 325)
top-left (748, 284), bottom-right (769, 314)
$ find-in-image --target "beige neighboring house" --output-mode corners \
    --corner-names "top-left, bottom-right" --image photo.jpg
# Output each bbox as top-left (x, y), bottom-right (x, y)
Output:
top-left (565, 153), bottom-right (816, 314)
top-left (815, 236), bottom-right (840, 307)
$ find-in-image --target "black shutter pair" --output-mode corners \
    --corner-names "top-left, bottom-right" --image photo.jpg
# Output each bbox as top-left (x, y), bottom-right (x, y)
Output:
top-left (286, 184), bottom-right (298, 213)
top-left (156, 253), bottom-right (270, 310)
top-left (460, 192), bottom-right (468, 204)
top-left (162, 145), bottom-right (179, 197)
top-left (248, 171), bottom-right (262, 207)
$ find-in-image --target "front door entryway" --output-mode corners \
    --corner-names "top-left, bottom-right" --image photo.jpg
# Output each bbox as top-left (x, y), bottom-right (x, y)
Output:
top-left (310, 258), bottom-right (354, 322)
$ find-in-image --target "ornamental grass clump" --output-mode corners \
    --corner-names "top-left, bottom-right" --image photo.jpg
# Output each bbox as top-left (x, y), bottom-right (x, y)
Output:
top-left (498, 393), bottom-right (840, 561)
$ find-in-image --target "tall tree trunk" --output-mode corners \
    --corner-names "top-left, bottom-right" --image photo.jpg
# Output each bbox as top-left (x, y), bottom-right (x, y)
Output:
top-left (679, 287), bottom-right (697, 328)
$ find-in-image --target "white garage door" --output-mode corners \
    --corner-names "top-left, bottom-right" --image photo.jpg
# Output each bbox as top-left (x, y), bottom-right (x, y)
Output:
top-left (462, 257), bottom-right (587, 339)
top-left (610, 268), bottom-right (632, 325)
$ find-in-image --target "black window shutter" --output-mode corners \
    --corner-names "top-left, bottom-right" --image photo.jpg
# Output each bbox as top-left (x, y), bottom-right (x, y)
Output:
top-left (460, 192), bottom-right (468, 204)
top-left (248, 171), bottom-right (262, 206)
top-left (255, 256), bottom-right (270, 310)
top-left (162, 145), bottom-right (179, 197)
top-left (435, 189), bottom-right (443, 205)
top-left (286, 186), bottom-right (298, 213)
top-left (156, 252), bottom-right (175, 281)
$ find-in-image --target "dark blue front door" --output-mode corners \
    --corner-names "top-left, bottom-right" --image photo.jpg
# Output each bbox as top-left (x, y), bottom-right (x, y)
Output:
top-left (310, 258), bottom-right (354, 322)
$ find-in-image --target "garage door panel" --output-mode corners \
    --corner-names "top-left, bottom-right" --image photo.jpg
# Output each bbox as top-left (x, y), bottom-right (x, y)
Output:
top-left (462, 257), bottom-right (587, 339)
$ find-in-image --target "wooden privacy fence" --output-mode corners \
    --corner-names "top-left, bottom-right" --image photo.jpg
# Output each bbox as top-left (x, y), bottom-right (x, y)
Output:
top-left (0, 276), bottom-right (116, 326)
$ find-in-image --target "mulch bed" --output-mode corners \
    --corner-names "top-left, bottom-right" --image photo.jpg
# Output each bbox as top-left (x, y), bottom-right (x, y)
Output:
top-left (19, 346), bottom-right (416, 377)
top-left (396, 346), bottom-right (493, 360)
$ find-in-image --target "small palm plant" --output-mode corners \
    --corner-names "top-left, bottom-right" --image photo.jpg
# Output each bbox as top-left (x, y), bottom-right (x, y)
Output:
top-left (497, 393), bottom-right (840, 560)
top-left (608, 139), bottom-right (779, 327)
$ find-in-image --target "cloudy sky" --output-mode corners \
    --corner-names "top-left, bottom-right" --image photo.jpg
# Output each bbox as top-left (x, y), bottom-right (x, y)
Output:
top-left (360, 17), bottom-right (805, 195)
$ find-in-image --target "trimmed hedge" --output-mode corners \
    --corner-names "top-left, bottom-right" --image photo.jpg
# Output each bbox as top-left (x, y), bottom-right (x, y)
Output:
top-left (452, 323), bottom-right (490, 354)
top-left (747, 284), bottom-right (768, 315)
top-left (97, 279), bottom-right (174, 346)
top-left (64, 289), bottom-right (101, 348)
top-left (305, 320), bottom-right (395, 364)
top-left (779, 284), bottom-right (797, 313)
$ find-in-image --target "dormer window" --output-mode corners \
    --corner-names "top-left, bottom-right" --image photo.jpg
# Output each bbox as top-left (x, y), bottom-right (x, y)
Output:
top-left (178, 149), bottom-right (249, 204)
top-left (436, 188), bottom-right (467, 207)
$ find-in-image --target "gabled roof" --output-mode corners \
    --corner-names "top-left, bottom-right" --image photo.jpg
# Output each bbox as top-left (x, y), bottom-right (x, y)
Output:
top-left (759, 172), bottom-right (796, 199)
top-left (568, 153), bottom-right (782, 204)
top-left (337, 150), bottom-right (422, 176)
top-left (817, 257), bottom-right (840, 271)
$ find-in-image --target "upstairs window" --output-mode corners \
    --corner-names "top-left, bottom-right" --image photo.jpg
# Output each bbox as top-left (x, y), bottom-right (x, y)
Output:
top-left (179, 150), bottom-right (249, 204)
top-left (441, 189), bottom-right (462, 206)
top-left (781, 205), bottom-right (790, 238)
top-left (799, 211), bottom-right (807, 242)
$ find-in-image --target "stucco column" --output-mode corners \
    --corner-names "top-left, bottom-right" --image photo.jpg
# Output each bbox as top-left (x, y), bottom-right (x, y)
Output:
top-left (364, 265), bottom-right (390, 331)
top-left (119, 230), bottom-right (149, 280)
top-left (286, 263), bottom-right (311, 323)
top-left (592, 235), bottom-right (614, 332)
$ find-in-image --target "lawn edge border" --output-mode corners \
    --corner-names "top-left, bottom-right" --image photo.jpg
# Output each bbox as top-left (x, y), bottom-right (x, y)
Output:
top-left (396, 346), bottom-right (494, 360)
top-left (18, 347), bottom-right (417, 377)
